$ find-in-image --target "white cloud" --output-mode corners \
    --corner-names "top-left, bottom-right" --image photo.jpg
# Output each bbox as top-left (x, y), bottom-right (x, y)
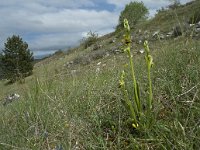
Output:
top-left (0, 0), bottom-right (192, 57)
top-left (107, 0), bottom-right (191, 8)
top-left (0, 1), bottom-right (118, 57)
top-left (0, 0), bottom-right (95, 9)
top-left (106, 0), bottom-right (168, 8)
top-left (106, 0), bottom-right (192, 16)
top-left (28, 9), bottom-right (118, 50)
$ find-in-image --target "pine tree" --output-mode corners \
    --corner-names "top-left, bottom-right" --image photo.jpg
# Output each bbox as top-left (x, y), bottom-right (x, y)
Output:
top-left (0, 35), bottom-right (34, 82)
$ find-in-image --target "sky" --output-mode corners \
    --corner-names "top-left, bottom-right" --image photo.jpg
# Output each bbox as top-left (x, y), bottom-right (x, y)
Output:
top-left (0, 0), bottom-right (191, 58)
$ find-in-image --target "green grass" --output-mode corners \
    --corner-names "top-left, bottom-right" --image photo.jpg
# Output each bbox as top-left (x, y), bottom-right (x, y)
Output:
top-left (1, 1), bottom-right (200, 148)
top-left (1, 37), bottom-right (200, 149)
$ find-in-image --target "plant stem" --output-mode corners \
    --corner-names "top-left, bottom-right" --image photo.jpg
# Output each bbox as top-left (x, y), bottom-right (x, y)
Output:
top-left (127, 49), bottom-right (141, 114)
top-left (144, 41), bottom-right (153, 111)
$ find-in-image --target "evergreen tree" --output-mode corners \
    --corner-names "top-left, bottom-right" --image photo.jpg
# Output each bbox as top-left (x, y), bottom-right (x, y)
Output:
top-left (0, 35), bottom-right (34, 82)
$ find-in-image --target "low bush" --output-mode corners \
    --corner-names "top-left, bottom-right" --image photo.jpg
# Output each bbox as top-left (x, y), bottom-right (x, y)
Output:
top-left (82, 31), bottom-right (99, 49)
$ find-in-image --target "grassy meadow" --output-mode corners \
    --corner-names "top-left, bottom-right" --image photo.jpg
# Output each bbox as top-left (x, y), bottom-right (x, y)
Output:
top-left (1, 36), bottom-right (200, 149)
top-left (1, 2), bottom-right (200, 149)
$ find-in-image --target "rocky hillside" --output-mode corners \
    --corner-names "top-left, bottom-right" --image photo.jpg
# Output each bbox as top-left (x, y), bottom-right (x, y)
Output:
top-left (41, 0), bottom-right (200, 67)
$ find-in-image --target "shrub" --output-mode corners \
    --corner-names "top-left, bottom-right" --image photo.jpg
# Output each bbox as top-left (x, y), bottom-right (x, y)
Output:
top-left (117, 1), bottom-right (149, 30)
top-left (168, 0), bottom-right (181, 10)
top-left (54, 49), bottom-right (64, 55)
top-left (82, 31), bottom-right (98, 49)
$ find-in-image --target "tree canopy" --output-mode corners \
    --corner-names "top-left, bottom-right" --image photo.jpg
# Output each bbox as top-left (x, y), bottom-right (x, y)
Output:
top-left (117, 1), bottom-right (149, 30)
top-left (0, 35), bottom-right (34, 82)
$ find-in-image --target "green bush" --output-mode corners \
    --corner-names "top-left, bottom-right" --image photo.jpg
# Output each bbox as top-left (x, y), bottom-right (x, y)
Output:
top-left (168, 0), bottom-right (181, 10)
top-left (54, 49), bottom-right (64, 55)
top-left (117, 1), bottom-right (149, 30)
top-left (82, 31), bottom-right (98, 49)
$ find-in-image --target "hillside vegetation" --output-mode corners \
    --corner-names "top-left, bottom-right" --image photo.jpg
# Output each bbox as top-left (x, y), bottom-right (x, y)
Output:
top-left (0, 1), bottom-right (200, 149)
top-left (136, 0), bottom-right (200, 32)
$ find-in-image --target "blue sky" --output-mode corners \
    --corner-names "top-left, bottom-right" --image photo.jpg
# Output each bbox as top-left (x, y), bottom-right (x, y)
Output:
top-left (0, 0), bottom-right (191, 58)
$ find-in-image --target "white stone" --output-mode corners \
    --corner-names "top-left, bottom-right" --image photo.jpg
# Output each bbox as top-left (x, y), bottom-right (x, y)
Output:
top-left (139, 49), bottom-right (144, 54)
top-left (190, 24), bottom-right (195, 27)
top-left (97, 62), bottom-right (101, 66)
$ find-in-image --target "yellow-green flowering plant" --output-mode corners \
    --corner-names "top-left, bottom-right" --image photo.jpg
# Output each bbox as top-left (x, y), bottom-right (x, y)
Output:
top-left (119, 19), bottom-right (154, 129)
top-left (144, 40), bottom-right (154, 112)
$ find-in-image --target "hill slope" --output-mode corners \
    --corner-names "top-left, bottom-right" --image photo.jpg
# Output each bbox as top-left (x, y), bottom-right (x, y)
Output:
top-left (1, 1), bottom-right (200, 149)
